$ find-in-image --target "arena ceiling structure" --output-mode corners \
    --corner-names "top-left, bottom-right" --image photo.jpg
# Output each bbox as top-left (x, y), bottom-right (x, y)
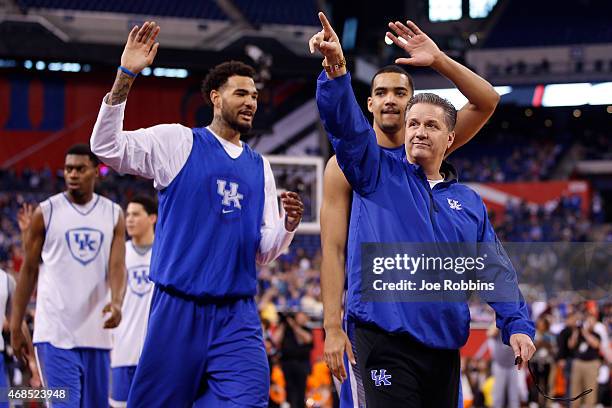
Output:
top-left (0, 0), bottom-right (324, 77)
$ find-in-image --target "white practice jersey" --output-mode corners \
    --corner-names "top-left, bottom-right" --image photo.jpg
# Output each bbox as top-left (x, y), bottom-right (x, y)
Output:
top-left (111, 241), bottom-right (153, 368)
top-left (0, 268), bottom-right (16, 351)
top-left (34, 193), bottom-right (120, 349)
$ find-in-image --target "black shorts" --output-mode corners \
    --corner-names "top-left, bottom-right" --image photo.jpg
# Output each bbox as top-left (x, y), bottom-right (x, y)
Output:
top-left (353, 323), bottom-right (460, 408)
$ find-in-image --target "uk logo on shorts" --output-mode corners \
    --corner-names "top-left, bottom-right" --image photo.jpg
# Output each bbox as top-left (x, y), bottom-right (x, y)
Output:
top-left (65, 228), bottom-right (104, 266)
top-left (128, 265), bottom-right (152, 297)
top-left (371, 369), bottom-right (392, 386)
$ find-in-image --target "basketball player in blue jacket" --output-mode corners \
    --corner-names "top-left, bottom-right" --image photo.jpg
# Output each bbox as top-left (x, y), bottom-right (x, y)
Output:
top-left (312, 12), bottom-right (536, 407)
top-left (90, 22), bottom-right (303, 407)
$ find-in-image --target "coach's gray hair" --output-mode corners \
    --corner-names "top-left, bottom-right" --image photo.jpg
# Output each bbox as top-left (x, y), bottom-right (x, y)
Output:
top-left (406, 93), bottom-right (457, 131)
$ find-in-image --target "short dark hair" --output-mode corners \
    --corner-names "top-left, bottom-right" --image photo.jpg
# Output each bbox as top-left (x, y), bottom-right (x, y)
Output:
top-left (201, 61), bottom-right (256, 106)
top-left (406, 93), bottom-right (457, 131)
top-left (66, 143), bottom-right (99, 166)
top-left (128, 195), bottom-right (158, 215)
top-left (370, 65), bottom-right (414, 95)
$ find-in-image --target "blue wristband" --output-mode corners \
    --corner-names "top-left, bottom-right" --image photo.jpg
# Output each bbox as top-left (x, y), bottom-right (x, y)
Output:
top-left (119, 66), bottom-right (138, 78)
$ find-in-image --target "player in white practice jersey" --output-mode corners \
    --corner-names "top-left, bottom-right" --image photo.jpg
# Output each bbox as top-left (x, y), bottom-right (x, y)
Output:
top-left (110, 196), bottom-right (157, 408)
top-left (10, 144), bottom-right (127, 408)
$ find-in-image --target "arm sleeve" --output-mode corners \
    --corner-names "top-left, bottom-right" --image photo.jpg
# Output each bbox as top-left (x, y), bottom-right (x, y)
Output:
top-left (256, 157), bottom-right (295, 265)
top-left (316, 71), bottom-right (383, 196)
top-left (90, 95), bottom-right (193, 189)
top-left (477, 200), bottom-right (535, 345)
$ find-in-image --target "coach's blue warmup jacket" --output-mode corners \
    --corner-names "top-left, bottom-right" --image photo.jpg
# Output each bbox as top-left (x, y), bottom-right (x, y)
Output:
top-left (317, 71), bottom-right (534, 349)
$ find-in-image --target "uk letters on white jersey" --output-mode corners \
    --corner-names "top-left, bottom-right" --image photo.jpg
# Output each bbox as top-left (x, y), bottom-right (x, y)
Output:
top-left (34, 193), bottom-right (120, 349)
top-left (111, 241), bottom-right (153, 368)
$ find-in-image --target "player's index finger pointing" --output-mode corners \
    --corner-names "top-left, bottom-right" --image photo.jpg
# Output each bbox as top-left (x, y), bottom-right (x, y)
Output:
top-left (318, 12), bottom-right (333, 34)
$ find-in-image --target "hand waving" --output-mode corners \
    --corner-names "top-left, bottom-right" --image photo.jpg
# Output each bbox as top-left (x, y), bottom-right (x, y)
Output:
top-left (120, 21), bottom-right (160, 75)
top-left (386, 20), bottom-right (443, 67)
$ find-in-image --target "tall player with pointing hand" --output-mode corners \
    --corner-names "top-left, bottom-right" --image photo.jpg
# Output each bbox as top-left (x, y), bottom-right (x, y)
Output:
top-left (91, 22), bottom-right (304, 407)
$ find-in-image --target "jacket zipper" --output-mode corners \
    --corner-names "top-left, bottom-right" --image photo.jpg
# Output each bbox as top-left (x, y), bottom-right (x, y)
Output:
top-left (425, 180), bottom-right (439, 225)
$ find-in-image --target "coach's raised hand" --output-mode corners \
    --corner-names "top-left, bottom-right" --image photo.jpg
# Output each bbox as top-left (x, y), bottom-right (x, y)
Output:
top-left (309, 12), bottom-right (346, 78)
top-left (108, 22), bottom-right (160, 105)
top-left (386, 20), bottom-right (444, 67)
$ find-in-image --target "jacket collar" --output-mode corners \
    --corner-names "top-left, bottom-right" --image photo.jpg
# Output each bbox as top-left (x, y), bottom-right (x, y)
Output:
top-left (408, 159), bottom-right (459, 186)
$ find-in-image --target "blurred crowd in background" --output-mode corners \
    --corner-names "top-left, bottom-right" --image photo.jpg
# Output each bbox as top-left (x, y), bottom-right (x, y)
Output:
top-left (0, 163), bottom-right (610, 407)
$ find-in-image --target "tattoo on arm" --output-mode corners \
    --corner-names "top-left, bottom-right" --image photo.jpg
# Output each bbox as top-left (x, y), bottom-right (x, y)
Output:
top-left (108, 71), bottom-right (135, 105)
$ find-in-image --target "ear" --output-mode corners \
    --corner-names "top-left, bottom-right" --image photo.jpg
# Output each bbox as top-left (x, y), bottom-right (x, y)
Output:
top-left (367, 96), bottom-right (373, 113)
top-left (150, 214), bottom-right (158, 225)
top-left (447, 131), bottom-right (456, 149)
top-left (210, 89), bottom-right (221, 109)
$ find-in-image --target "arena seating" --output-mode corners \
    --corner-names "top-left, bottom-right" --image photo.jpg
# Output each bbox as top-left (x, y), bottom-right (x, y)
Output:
top-left (484, 0), bottom-right (612, 47)
top-left (17, 0), bottom-right (229, 20)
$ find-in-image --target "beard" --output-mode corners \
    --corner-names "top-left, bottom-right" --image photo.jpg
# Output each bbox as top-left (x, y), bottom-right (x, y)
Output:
top-left (222, 107), bottom-right (253, 134)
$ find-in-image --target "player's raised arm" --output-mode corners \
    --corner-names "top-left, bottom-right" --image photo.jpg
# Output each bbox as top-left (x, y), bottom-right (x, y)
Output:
top-left (90, 22), bottom-right (193, 189)
top-left (312, 12), bottom-right (382, 196)
top-left (10, 207), bottom-right (45, 361)
top-left (387, 20), bottom-right (500, 155)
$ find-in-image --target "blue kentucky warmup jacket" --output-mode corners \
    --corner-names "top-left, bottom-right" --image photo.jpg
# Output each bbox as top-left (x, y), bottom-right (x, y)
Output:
top-left (317, 71), bottom-right (535, 349)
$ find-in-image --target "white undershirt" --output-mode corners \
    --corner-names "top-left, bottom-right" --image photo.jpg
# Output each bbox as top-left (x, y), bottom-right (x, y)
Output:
top-left (90, 95), bottom-right (294, 264)
top-left (428, 179), bottom-right (444, 189)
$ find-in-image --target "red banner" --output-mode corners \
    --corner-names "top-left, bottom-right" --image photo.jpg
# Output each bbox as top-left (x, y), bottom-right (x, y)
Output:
top-left (0, 74), bottom-right (202, 171)
top-left (467, 181), bottom-right (591, 215)
top-left (0, 73), bottom-right (304, 171)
